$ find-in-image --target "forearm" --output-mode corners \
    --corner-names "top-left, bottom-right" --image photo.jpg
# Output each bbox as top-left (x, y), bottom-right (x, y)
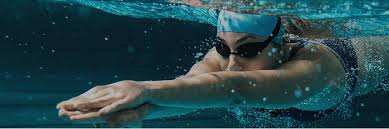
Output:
top-left (143, 70), bottom-right (318, 109)
top-left (144, 71), bottom-right (243, 108)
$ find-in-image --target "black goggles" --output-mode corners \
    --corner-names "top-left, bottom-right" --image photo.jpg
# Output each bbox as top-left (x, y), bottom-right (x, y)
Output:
top-left (215, 17), bottom-right (282, 58)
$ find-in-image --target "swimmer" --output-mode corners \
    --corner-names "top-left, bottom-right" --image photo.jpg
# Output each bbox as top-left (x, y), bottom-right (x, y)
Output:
top-left (57, 5), bottom-right (389, 127)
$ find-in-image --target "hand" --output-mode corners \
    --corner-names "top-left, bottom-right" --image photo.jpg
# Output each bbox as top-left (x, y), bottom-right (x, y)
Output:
top-left (57, 80), bottom-right (149, 117)
top-left (105, 104), bottom-right (155, 127)
top-left (58, 104), bottom-right (156, 128)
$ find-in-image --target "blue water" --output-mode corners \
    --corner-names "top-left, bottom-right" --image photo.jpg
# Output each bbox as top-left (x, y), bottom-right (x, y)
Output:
top-left (56, 0), bottom-right (389, 37)
top-left (0, 0), bottom-right (389, 127)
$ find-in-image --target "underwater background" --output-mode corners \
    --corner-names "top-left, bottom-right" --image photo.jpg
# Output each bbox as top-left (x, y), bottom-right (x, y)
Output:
top-left (0, 0), bottom-right (389, 127)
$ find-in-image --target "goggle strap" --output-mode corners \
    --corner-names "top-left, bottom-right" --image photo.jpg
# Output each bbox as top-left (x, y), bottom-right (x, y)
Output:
top-left (263, 17), bottom-right (282, 44)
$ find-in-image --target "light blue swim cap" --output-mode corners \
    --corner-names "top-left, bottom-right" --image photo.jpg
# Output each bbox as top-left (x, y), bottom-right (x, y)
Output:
top-left (217, 10), bottom-right (284, 44)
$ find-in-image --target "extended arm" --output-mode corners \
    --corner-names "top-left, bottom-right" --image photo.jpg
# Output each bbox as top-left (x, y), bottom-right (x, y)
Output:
top-left (141, 47), bottom-right (222, 119)
top-left (144, 44), bottom-right (348, 110)
top-left (59, 44), bottom-right (348, 123)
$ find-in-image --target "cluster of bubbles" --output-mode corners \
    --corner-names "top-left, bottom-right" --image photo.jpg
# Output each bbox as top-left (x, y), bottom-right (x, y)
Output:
top-left (228, 107), bottom-right (303, 127)
top-left (1, 33), bottom-right (57, 56)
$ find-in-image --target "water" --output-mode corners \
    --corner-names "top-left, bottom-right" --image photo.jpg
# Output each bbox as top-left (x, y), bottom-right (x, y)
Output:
top-left (1, 0), bottom-right (389, 127)
top-left (54, 0), bottom-right (389, 37)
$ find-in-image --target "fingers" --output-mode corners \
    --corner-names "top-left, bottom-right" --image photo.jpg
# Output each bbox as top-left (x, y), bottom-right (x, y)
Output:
top-left (57, 92), bottom-right (91, 110)
top-left (73, 92), bottom-right (124, 110)
top-left (60, 97), bottom-right (90, 111)
top-left (57, 87), bottom-right (112, 110)
top-left (73, 100), bottom-right (108, 111)
top-left (57, 98), bottom-right (81, 110)
top-left (57, 97), bottom-right (78, 109)
top-left (69, 111), bottom-right (101, 121)
top-left (59, 108), bottom-right (106, 124)
top-left (99, 98), bottom-right (129, 115)
top-left (58, 108), bottom-right (82, 118)
top-left (86, 95), bottom-right (118, 107)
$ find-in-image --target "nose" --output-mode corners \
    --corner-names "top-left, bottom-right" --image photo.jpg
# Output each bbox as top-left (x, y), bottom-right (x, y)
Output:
top-left (226, 55), bottom-right (242, 71)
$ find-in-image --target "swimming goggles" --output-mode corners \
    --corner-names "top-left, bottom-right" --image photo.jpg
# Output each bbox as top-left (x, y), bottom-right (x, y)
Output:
top-left (215, 17), bottom-right (282, 58)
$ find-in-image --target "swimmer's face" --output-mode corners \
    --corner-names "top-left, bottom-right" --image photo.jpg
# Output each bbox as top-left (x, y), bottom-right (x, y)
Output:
top-left (216, 32), bottom-right (283, 71)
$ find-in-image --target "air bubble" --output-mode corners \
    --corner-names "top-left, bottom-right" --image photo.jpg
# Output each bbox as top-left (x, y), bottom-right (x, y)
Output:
top-left (262, 97), bottom-right (268, 102)
top-left (271, 48), bottom-right (278, 53)
top-left (194, 52), bottom-right (204, 59)
top-left (231, 89), bottom-right (235, 93)
top-left (294, 89), bottom-right (302, 98)
top-left (305, 87), bottom-right (310, 92)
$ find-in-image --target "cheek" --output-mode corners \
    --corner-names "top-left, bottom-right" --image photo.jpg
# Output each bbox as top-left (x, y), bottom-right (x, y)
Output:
top-left (244, 53), bottom-right (276, 70)
top-left (219, 57), bottom-right (229, 69)
top-left (241, 58), bottom-right (268, 70)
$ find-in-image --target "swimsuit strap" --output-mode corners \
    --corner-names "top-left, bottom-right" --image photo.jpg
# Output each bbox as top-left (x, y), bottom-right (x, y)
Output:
top-left (288, 41), bottom-right (306, 61)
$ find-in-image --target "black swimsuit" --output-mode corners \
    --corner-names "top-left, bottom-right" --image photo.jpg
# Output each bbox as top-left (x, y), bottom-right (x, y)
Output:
top-left (258, 39), bottom-right (359, 121)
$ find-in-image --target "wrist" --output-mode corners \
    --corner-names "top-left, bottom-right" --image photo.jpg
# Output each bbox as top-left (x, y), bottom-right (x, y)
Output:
top-left (140, 79), bottom-right (180, 105)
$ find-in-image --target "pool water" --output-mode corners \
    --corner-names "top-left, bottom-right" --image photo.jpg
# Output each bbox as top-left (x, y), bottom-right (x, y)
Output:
top-left (0, 0), bottom-right (388, 127)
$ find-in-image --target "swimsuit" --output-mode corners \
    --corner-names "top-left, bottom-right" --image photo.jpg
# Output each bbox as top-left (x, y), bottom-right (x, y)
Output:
top-left (257, 39), bottom-right (359, 121)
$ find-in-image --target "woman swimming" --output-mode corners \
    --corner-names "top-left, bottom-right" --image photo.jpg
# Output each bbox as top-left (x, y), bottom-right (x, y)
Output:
top-left (56, 2), bottom-right (389, 127)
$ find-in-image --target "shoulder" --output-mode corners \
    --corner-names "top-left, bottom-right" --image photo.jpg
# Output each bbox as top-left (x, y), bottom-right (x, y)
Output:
top-left (287, 41), bottom-right (344, 67)
top-left (282, 40), bottom-right (348, 89)
top-left (281, 41), bottom-right (349, 110)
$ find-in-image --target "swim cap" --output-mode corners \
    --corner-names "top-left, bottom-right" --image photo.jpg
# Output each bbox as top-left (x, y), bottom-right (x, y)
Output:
top-left (217, 10), bottom-right (284, 44)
